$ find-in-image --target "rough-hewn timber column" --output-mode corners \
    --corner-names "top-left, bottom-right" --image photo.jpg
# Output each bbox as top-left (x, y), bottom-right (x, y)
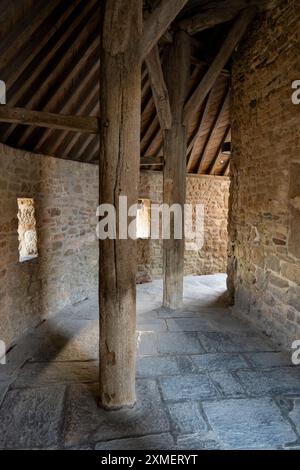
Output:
top-left (99, 0), bottom-right (142, 409)
top-left (163, 31), bottom-right (190, 309)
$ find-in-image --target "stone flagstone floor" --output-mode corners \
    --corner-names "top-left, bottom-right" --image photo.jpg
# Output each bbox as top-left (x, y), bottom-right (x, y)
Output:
top-left (0, 274), bottom-right (300, 450)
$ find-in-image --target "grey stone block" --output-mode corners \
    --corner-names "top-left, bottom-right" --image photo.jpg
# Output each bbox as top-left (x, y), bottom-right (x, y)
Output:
top-left (167, 402), bottom-right (208, 434)
top-left (137, 319), bottom-right (167, 332)
top-left (14, 361), bottom-right (98, 388)
top-left (137, 331), bottom-right (158, 356)
top-left (198, 331), bottom-right (277, 354)
top-left (191, 353), bottom-right (248, 371)
top-left (63, 379), bottom-right (170, 446)
top-left (157, 332), bottom-right (204, 355)
top-left (245, 352), bottom-right (293, 368)
top-left (176, 432), bottom-right (221, 450)
top-left (0, 381), bottom-right (9, 406)
top-left (277, 396), bottom-right (300, 436)
top-left (235, 368), bottom-right (300, 396)
top-left (288, 398), bottom-right (300, 435)
top-left (210, 371), bottom-right (246, 397)
top-left (228, 333), bottom-right (278, 352)
top-left (159, 374), bottom-right (218, 401)
top-left (202, 397), bottom-right (297, 449)
top-left (166, 318), bottom-right (214, 332)
top-left (0, 386), bottom-right (66, 449)
top-left (198, 332), bottom-right (237, 353)
top-left (136, 356), bottom-right (180, 378)
top-left (137, 310), bottom-right (159, 322)
top-left (95, 433), bottom-right (175, 450)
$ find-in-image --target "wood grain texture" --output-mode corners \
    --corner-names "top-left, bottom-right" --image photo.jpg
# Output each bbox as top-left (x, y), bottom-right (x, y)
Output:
top-left (145, 45), bottom-right (172, 130)
top-left (0, 105), bottom-right (98, 133)
top-left (141, 0), bottom-right (188, 59)
top-left (163, 30), bottom-right (190, 309)
top-left (99, 0), bottom-right (142, 409)
top-left (183, 7), bottom-right (257, 124)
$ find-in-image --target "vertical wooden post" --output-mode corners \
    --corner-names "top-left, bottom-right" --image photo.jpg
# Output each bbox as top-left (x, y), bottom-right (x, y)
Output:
top-left (163, 31), bottom-right (190, 309)
top-left (99, 0), bottom-right (142, 409)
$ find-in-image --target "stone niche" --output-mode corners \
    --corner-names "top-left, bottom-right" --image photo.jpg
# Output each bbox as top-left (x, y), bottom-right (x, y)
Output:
top-left (17, 198), bottom-right (38, 262)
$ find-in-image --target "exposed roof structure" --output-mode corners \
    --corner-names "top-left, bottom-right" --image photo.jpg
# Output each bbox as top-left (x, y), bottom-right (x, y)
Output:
top-left (0, 0), bottom-right (274, 175)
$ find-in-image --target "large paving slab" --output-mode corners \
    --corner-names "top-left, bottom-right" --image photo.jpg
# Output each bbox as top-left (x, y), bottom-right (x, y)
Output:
top-left (235, 368), bottom-right (300, 396)
top-left (14, 361), bottom-right (98, 388)
top-left (209, 371), bottom-right (246, 398)
top-left (136, 356), bottom-right (180, 378)
top-left (0, 381), bottom-right (9, 407)
top-left (176, 432), bottom-right (221, 450)
top-left (245, 352), bottom-right (293, 368)
top-left (0, 386), bottom-right (66, 449)
top-left (136, 319), bottom-right (167, 332)
top-left (63, 379), bottom-right (170, 446)
top-left (95, 433), bottom-right (175, 450)
top-left (157, 332), bottom-right (205, 355)
top-left (202, 397), bottom-right (298, 449)
top-left (166, 317), bottom-right (215, 332)
top-left (198, 331), bottom-right (277, 353)
top-left (159, 374), bottom-right (218, 401)
top-left (190, 353), bottom-right (249, 372)
top-left (136, 331), bottom-right (158, 356)
top-left (167, 402), bottom-right (208, 434)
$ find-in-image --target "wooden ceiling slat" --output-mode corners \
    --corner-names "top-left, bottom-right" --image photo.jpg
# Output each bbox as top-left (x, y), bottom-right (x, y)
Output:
top-left (1, 1), bottom-right (79, 89)
top-left (208, 124), bottom-right (231, 175)
top-left (197, 88), bottom-right (230, 173)
top-left (1, 0), bottom-right (98, 143)
top-left (0, 0), bottom-right (60, 71)
top-left (30, 42), bottom-right (99, 153)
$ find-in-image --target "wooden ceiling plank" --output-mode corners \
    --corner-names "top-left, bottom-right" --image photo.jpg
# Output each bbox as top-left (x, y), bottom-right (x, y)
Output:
top-left (0, 0), bottom-right (61, 71)
top-left (183, 7), bottom-right (257, 124)
top-left (223, 159), bottom-right (230, 176)
top-left (54, 93), bottom-right (99, 159)
top-left (13, 15), bottom-right (100, 148)
top-left (186, 90), bottom-right (214, 172)
top-left (2, 1), bottom-right (81, 89)
top-left (141, 0), bottom-right (189, 59)
top-left (208, 124), bottom-right (231, 174)
top-left (197, 89), bottom-right (230, 173)
top-left (0, 105), bottom-right (98, 133)
top-left (1, 0), bottom-right (98, 143)
top-left (35, 47), bottom-right (99, 151)
top-left (145, 45), bottom-right (172, 130)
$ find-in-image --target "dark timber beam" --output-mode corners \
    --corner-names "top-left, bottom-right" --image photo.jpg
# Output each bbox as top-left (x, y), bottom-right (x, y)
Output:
top-left (145, 45), bottom-right (172, 130)
top-left (179, 0), bottom-right (274, 35)
top-left (140, 155), bottom-right (164, 166)
top-left (163, 30), bottom-right (190, 309)
top-left (0, 105), bottom-right (98, 133)
top-left (186, 91), bottom-right (214, 173)
top-left (208, 125), bottom-right (231, 175)
top-left (141, 0), bottom-right (188, 59)
top-left (197, 89), bottom-right (230, 173)
top-left (183, 7), bottom-right (257, 124)
top-left (99, 0), bottom-right (142, 409)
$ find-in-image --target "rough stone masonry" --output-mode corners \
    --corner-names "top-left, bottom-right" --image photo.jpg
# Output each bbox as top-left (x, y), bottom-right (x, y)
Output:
top-left (228, 0), bottom-right (300, 349)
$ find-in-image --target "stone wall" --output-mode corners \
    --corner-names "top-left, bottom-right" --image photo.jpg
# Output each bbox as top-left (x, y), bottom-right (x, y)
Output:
top-left (0, 144), bottom-right (98, 346)
top-left (0, 143), bottom-right (229, 346)
top-left (228, 0), bottom-right (300, 349)
top-left (137, 171), bottom-right (230, 282)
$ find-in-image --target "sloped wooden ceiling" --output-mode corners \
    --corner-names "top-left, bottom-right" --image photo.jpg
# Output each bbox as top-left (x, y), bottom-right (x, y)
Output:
top-left (0, 0), bottom-right (274, 175)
